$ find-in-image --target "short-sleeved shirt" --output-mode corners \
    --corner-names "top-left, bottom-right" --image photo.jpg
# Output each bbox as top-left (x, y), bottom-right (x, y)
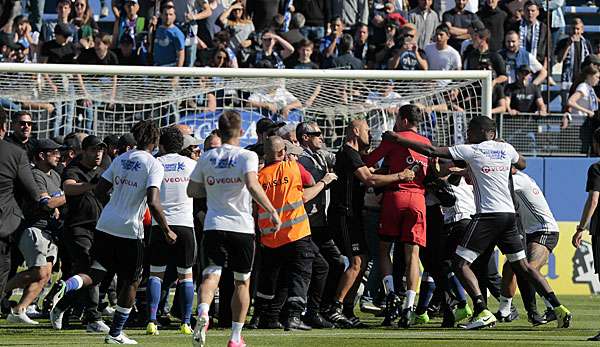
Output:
top-left (62, 159), bottom-right (104, 228)
top-left (505, 82), bottom-right (543, 113)
top-left (364, 130), bottom-right (431, 194)
top-left (442, 8), bottom-right (479, 50)
top-left (586, 162), bottom-right (600, 235)
top-left (153, 25), bottom-right (185, 66)
top-left (23, 168), bottom-right (62, 229)
top-left (329, 144), bottom-right (366, 218)
top-left (40, 40), bottom-right (76, 64)
top-left (96, 150), bottom-right (164, 239)
top-left (572, 82), bottom-right (598, 117)
top-left (153, 153), bottom-right (197, 228)
top-left (190, 144), bottom-right (258, 234)
top-left (512, 170), bottom-right (559, 234)
top-left (77, 48), bottom-right (119, 65)
top-left (424, 43), bottom-right (461, 70)
top-left (448, 140), bottom-right (520, 214)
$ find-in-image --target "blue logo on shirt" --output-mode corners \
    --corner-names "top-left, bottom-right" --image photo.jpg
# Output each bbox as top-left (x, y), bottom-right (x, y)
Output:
top-left (163, 162), bottom-right (186, 172)
top-left (209, 157), bottom-right (237, 168)
top-left (476, 148), bottom-right (507, 160)
top-left (121, 159), bottom-right (142, 171)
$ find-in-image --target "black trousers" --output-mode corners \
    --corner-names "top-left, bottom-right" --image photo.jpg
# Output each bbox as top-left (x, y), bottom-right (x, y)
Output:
top-left (255, 236), bottom-right (315, 319)
top-left (56, 224), bottom-right (101, 323)
top-left (312, 235), bottom-right (345, 310)
top-left (0, 236), bottom-right (11, 298)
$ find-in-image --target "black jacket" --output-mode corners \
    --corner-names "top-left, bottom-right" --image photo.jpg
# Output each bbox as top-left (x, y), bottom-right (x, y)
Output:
top-left (0, 140), bottom-right (42, 237)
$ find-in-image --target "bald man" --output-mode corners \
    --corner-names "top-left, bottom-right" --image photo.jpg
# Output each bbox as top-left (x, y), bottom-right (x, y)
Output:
top-left (325, 119), bottom-right (415, 327)
top-left (254, 136), bottom-right (337, 331)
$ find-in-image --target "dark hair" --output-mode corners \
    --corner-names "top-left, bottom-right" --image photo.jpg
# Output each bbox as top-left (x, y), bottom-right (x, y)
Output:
top-left (0, 107), bottom-right (7, 129)
top-left (468, 116), bottom-right (496, 133)
top-left (504, 29), bottom-right (520, 38)
top-left (435, 24), bottom-right (450, 35)
top-left (297, 38), bottom-right (314, 49)
top-left (296, 121), bottom-right (318, 142)
top-left (11, 110), bottom-right (31, 123)
top-left (218, 110), bottom-right (242, 140)
top-left (330, 16), bottom-right (344, 26)
top-left (594, 127), bottom-right (600, 145)
top-left (270, 14), bottom-right (285, 32)
top-left (131, 120), bottom-right (160, 149)
top-left (569, 64), bottom-right (599, 96)
top-left (523, 0), bottom-right (539, 10)
top-left (203, 133), bottom-right (221, 151)
top-left (398, 104), bottom-right (422, 125)
top-left (474, 28), bottom-right (490, 42)
top-left (94, 31), bottom-right (112, 46)
top-left (339, 33), bottom-right (353, 54)
top-left (160, 126), bottom-right (184, 154)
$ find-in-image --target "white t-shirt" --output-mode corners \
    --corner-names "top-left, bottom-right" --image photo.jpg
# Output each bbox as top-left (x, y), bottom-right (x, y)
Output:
top-left (442, 177), bottom-right (476, 224)
top-left (448, 141), bottom-right (520, 214)
top-left (152, 153), bottom-right (197, 228)
top-left (424, 43), bottom-right (462, 71)
top-left (573, 82), bottom-right (598, 117)
top-left (190, 144), bottom-right (258, 234)
top-left (512, 171), bottom-right (559, 234)
top-left (97, 150), bottom-right (164, 239)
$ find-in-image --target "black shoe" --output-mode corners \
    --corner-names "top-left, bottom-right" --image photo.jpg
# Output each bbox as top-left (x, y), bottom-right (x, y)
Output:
top-left (398, 308), bottom-right (414, 329)
top-left (325, 304), bottom-right (353, 328)
top-left (258, 320), bottom-right (284, 329)
top-left (527, 311), bottom-right (548, 326)
top-left (246, 315), bottom-right (260, 329)
top-left (344, 312), bottom-right (368, 328)
top-left (494, 305), bottom-right (519, 323)
top-left (542, 308), bottom-right (557, 323)
top-left (382, 292), bottom-right (401, 325)
top-left (441, 308), bottom-right (456, 328)
top-left (285, 316), bottom-right (312, 331)
top-left (303, 312), bottom-right (334, 329)
top-left (588, 332), bottom-right (600, 341)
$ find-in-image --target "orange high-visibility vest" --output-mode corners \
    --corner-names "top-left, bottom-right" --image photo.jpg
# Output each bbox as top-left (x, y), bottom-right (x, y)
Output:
top-left (257, 160), bottom-right (310, 248)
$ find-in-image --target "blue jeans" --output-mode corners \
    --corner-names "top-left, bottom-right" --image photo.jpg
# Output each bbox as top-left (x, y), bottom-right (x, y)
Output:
top-left (184, 42), bottom-right (197, 67)
top-left (54, 100), bottom-right (75, 137)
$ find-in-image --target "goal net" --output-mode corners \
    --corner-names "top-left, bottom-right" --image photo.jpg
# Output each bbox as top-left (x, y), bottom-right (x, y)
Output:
top-left (0, 64), bottom-right (491, 148)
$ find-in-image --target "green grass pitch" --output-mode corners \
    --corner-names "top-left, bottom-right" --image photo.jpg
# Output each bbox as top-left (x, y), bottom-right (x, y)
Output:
top-left (2, 295), bottom-right (600, 346)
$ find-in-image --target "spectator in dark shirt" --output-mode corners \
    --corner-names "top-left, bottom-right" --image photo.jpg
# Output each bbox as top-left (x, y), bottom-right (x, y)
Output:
top-left (387, 35), bottom-right (428, 70)
top-left (114, 34), bottom-right (141, 65)
top-left (353, 23), bottom-right (374, 68)
top-left (477, 0), bottom-right (507, 52)
top-left (290, 39), bottom-right (319, 69)
top-left (326, 34), bottom-right (363, 70)
top-left (519, 1), bottom-right (548, 66)
top-left (296, 0), bottom-right (331, 41)
top-left (39, 23), bottom-right (76, 64)
top-left (442, 0), bottom-right (479, 51)
top-left (505, 65), bottom-right (546, 115)
top-left (463, 29), bottom-right (507, 87)
top-left (246, 0), bottom-right (280, 32)
top-left (77, 32), bottom-right (119, 65)
top-left (249, 30), bottom-right (294, 69)
top-left (6, 111), bottom-right (37, 161)
top-left (557, 18), bottom-right (592, 111)
top-left (281, 13), bottom-right (306, 47)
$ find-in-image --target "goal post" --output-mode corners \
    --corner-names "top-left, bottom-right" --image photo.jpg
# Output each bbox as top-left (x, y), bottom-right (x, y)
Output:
top-left (0, 63), bottom-right (492, 148)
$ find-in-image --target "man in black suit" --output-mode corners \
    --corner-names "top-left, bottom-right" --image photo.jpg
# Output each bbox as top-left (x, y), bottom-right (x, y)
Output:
top-left (0, 108), bottom-right (46, 298)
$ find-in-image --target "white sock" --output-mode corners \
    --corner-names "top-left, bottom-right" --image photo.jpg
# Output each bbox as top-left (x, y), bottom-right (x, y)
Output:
top-left (231, 321), bottom-right (244, 343)
top-left (382, 275), bottom-right (395, 294)
top-left (198, 303), bottom-right (210, 317)
top-left (498, 295), bottom-right (512, 316)
top-left (543, 297), bottom-right (553, 310)
top-left (403, 290), bottom-right (416, 310)
top-left (72, 275), bottom-right (84, 290)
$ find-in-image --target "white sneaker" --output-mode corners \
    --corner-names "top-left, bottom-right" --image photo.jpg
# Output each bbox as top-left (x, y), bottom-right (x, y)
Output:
top-left (192, 315), bottom-right (209, 347)
top-left (50, 306), bottom-right (65, 330)
top-left (26, 305), bottom-right (43, 318)
top-left (105, 333), bottom-right (138, 344)
top-left (7, 309), bottom-right (40, 325)
top-left (464, 309), bottom-right (497, 330)
top-left (87, 320), bottom-right (111, 333)
top-left (102, 306), bottom-right (116, 317)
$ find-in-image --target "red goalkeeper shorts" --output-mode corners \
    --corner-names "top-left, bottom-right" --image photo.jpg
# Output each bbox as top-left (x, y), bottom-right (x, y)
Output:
top-left (378, 191), bottom-right (426, 247)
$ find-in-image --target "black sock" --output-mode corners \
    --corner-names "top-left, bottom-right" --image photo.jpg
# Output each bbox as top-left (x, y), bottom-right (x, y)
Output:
top-left (457, 300), bottom-right (467, 309)
top-left (473, 295), bottom-right (487, 315)
top-left (544, 292), bottom-right (561, 308)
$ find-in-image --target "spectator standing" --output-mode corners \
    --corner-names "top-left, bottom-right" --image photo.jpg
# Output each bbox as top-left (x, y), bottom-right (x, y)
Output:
top-left (219, 1), bottom-right (255, 51)
top-left (247, 0), bottom-right (281, 32)
top-left (519, 1), bottom-right (548, 67)
top-left (296, 0), bottom-right (331, 41)
top-left (40, 0), bottom-right (76, 43)
top-left (505, 65), bottom-right (547, 115)
top-left (408, 0), bottom-right (441, 49)
top-left (320, 17), bottom-right (345, 59)
top-left (39, 23), bottom-right (76, 64)
top-left (333, 0), bottom-right (369, 29)
top-left (423, 24), bottom-right (462, 70)
top-left (442, 0), bottom-right (479, 51)
top-left (171, 0), bottom-right (212, 67)
top-left (353, 23), bottom-right (373, 68)
top-left (114, 34), bottom-right (142, 65)
top-left (111, 0), bottom-right (146, 50)
top-left (557, 18), bottom-right (591, 111)
top-left (248, 31), bottom-right (294, 69)
top-left (477, 0), bottom-right (507, 52)
top-left (281, 13), bottom-right (307, 47)
top-left (290, 39), bottom-right (319, 69)
top-left (387, 35), bottom-right (428, 70)
top-left (463, 29), bottom-right (507, 86)
top-left (70, 0), bottom-right (99, 49)
top-left (197, 0), bottom-right (226, 47)
top-left (328, 34), bottom-right (363, 70)
top-left (565, 65), bottom-right (599, 127)
top-left (500, 30), bottom-right (547, 85)
top-left (78, 33), bottom-right (120, 65)
top-left (152, 4), bottom-right (185, 66)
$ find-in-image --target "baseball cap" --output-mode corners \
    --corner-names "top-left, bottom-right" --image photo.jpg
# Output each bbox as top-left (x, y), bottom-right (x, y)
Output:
top-left (284, 140), bottom-right (303, 155)
top-left (182, 135), bottom-right (201, 149)
top-left (35, 139), bottom-right (61, 153)
top-left (60, 136), bottom-right (81, 151)
top-left (256, 118), bottom-right (285, 135)
top-left (81, 135), bottom-right (107, 150)
top-left (54, 22), bottom-right (73, 38)
top-left (117, 133), bottom-right (137, 148)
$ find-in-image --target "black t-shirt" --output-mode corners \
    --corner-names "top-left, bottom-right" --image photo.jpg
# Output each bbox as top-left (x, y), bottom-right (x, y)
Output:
top-left (442, 8), bottom-right (479, 51)
top-left (464, 50), bottom-right (506, 78)
top-left (5, 135), bottom-right (37, 162)
top-left (113, 48), bottom-right (141, 66)
top-left (492, 82), bottom-right (506, 107)
top-left (61, 159), bottom-right (104, 228)
top-left (586, 162), bottom-right (600, 234)
top-left (292, 61), bottom-right (320, 69)
top-left (505, 82), bottom-right (542, 113)
top-left (477, 6), bottom-right (507, 52)
top-left (329, 144), bottom-right (366, 217)
top-left (77, 48), bottom-right (120, 65)
top-left (40, 40), bottom-right (76, 64)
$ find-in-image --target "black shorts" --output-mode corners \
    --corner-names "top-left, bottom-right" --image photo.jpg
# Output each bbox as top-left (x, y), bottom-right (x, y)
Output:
top-left (329, 213), bottom-right (367, 257)
top-left (202, 230), bottom-right (255, 274)
top-left (148, 225), bottom-right (197, 269)
top-left (91, 231), bottom-right (144, 284)
top-left (526, 231), bottom-right (559, 252)
top-left (458, 213), bottom-right (525, 263)
top-left (444, 218), bottom-right (471, 261)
